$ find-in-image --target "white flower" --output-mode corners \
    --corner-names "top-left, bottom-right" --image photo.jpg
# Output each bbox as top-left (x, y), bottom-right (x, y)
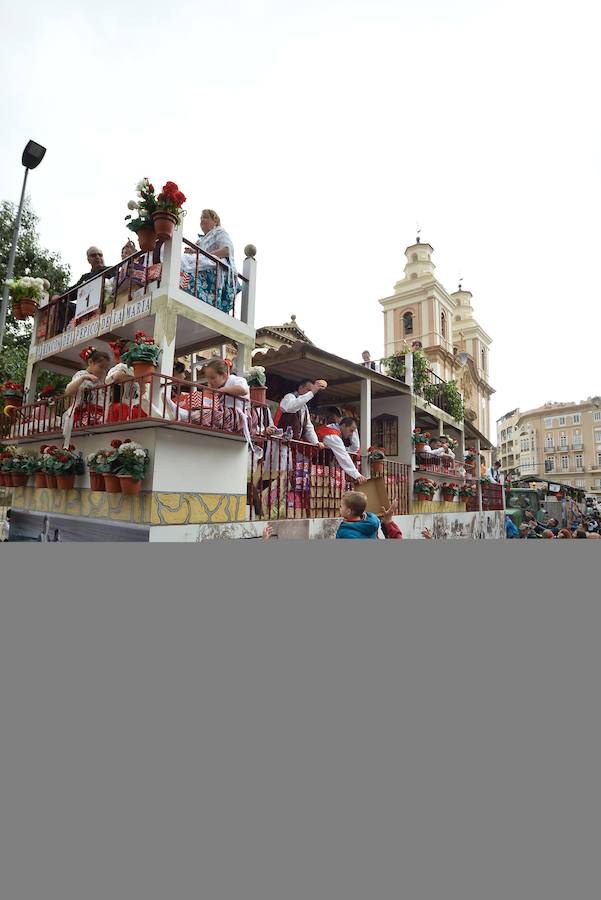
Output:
top-left (127, 200), bottom-right (139, 210)
top-left (134, 449), bottom-right (146, 457)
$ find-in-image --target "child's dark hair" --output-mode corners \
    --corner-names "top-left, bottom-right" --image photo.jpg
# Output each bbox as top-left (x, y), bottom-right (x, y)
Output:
top-left (323, 406), bottom-right (343, 420)
top-left (342, 491), bottom-right (367, 517)
top-left (80, 346), bottom-right (110, 365)
top-left (205, 359), bottom-right (229, 377)
top-left (340, 416), bottom-right (357, 428)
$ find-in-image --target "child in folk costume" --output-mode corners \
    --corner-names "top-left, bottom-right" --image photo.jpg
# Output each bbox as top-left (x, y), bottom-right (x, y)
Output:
top-left (105, 340), bottom-right (146, 422)
top-left (63, 346), bottom-right (132, 445)
top-left (163, 358), bottom-right (250, 433)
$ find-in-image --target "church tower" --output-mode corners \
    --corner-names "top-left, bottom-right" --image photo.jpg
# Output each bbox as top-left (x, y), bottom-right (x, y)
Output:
top-left (378, 237), bottom-right (494, 439)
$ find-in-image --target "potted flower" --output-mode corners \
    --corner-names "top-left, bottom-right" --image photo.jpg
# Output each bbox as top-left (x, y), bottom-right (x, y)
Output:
top-left (46, 445), bottom-right (84, 491)
top-left (10, 452), bottom-right (38, 488)
top-left (120, 331), bottom-right (161, 380)
top-left (39, 445), bottom-right (59, 488)
top-left (414, 477), bottom-right (437, 501)
top-left (459, 483), bottom-right (477, 500)
top-left (6, 276), bottom-right (49, 319)
top-left (0, 448), bottom-right (16, 486)
top-left (245, 366), bottom-right (267, 403)
top-left (152, 181), bottom-right (187, 240)
top-left (1, 381), bottom-right (25, 410)
top-left (464, 447), bottom-right (478, 473)
top-left (113, 439), bottom-right (150, 495)
top-left (31, 453), bottom-right (47, 489)
top-left (440, 482), bottom-right (459, 502)
top-left (125, 178), bottom-right (159, 252)
top-left (412, 428), bottom-right (430, 454)
top-left (86, 450), bottom-right (110, 491)
top-left (367, 446), bottom-right (386, 476)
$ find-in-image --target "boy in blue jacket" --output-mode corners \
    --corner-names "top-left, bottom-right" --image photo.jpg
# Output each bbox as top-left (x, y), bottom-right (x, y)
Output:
top-left (336, 491), bottom-right (381, 539)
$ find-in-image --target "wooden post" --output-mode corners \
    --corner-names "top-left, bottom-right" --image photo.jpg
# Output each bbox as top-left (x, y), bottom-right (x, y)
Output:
top-left (360, 378), bottom-right (372, 456)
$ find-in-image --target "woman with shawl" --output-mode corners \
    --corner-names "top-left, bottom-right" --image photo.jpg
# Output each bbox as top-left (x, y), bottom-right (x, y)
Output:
top-left (181, 209), bottom-right (241, 313)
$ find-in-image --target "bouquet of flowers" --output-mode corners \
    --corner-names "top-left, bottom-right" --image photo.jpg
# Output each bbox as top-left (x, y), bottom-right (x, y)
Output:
top-left (414, 477), bottom-right (437, 499)
top-left (120, 331), bottom-right (161, 368)
top-left (6, 276), bottom-right (49, 302)
top-left (112, 439), bottom-right (149, 482)
top-left (245, 366), bottom-right (267, 388)
top-left (154, 181), bottom-right (187, 226)
top-left (125, 177), bottom-right (158, 234)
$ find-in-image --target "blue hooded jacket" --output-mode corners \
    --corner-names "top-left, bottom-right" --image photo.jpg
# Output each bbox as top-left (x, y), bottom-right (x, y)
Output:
top-left (336, 512), bottom-right (380, 539)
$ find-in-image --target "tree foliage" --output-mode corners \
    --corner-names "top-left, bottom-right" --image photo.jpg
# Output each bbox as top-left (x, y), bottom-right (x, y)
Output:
top-left (0, 199), bottom-right (71, 392)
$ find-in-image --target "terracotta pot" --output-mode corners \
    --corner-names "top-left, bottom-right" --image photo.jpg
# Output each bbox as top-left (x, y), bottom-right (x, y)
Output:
top-left (35, 472), bottom-right (47, 488)
top-left (20, 298), bottom-right (39, 317)
top-left (118, 474), bottom-right (142, 496)
top-left (442, 492), bottom-right (456, 502)
top-left (415, 492), bottom-right (431, 502)
top-left (137, 226), bottom-right (157, 253)
top-left (45, 473), bottom-right (58, 489)
top-left (132, 361), bottom-right (156, 384)
top-left (415, 442), bottom-right (426, 453)
top-left (0, 473), bottom-right (8, 486)
top-left (56, 473), bottom-right (75, 491)
top-left (11, 300), bottom-right (27, 320)
top-left (11, 472), bottom-right (29, 487)
top-left (370, 460), bottom-right (384, 475)
top-left (250, 386), bottom-right (267, 404)
top-left (152, 211), bottom-right (177, 241)
top-left (90, 472), bottom-right (105, 492)
top-left (103, 474), bottom-right (121, 493)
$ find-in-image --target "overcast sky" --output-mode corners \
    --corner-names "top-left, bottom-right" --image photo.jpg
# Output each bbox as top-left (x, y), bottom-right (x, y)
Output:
top-left (1, 0), bottom-right (599, 428)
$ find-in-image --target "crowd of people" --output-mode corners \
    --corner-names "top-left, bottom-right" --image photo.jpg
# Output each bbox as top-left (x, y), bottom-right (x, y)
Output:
top-left (505, 498), bottom-right (601, 539)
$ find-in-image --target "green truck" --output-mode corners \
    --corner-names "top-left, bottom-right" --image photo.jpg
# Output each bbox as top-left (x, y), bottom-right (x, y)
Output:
top-left (505, 488), bottom-right (547, 528)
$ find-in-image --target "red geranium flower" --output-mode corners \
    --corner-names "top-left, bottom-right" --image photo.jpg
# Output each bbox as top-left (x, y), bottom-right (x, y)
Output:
top-left (111, 439), bottom-right (122, 449)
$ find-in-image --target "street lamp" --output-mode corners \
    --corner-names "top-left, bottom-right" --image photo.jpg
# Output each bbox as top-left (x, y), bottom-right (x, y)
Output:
top-left (0, 140), bottom-right (47, 347)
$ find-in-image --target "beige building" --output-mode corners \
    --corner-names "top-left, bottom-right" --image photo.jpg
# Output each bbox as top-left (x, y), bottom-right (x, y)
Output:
top-left (497, 398), bottom-right (601, 495)
top-left (379, 238), bottom-right (494, 440)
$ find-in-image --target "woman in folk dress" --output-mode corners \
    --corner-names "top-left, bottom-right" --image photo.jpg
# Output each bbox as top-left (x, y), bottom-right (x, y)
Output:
top-left (181, 210), bottom-right (241, 314)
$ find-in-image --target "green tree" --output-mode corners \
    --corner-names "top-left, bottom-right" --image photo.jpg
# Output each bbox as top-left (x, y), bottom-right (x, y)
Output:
top-left (0, 199), bottom-right (71, 392)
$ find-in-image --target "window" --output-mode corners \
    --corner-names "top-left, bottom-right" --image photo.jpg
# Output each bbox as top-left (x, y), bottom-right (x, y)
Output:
top-left (597, 452), bottom-right (601, 467)
top-left (544, 417), bottom-right (552, 428)
top-left (559, 416), bottom-right (566, 426)
top-left (596, 479), bottom-right (601, 488)
top-left (403, 311), bottom-right (414, 335)
top-left (573, 414), bottom-right (581, 425)
top-left (561, 455), bottom-right (569, 470)
top-left (576, 480), bottom-right (585, 488)
top-left (559, 434), bottom-right (567, 449)
top-left (371, 414), bottom-right (398, 458)
top-left (507, 427), bottom-right (513, 439)
top-left (545, 434), bottom-right (553, 450)
top-left (595, 430), bottom-right (601, 443)
top-left (520, 438), bottom-right (529, 452)
top-left (594, 411), bottom-right (601, 422)
top-left (411, 253), bottom-right (418, 263)
top-left (530, 437), bottom-right (535, 451)
top-left (545, 458), bottom-right (555, 473)
top-left (574, 430), bottom-right (583, 449)
top-left (575, 453), bottom-right (583, 469)
top-left (500, 429), bottom-right (506, 440)
top-left (441, 310), bottom-right (447, 339)
top-left (481, 347), bottom-right (487, 371)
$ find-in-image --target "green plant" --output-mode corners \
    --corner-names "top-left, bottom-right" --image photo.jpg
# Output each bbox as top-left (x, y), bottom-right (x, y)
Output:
top-left (440, 380), bottom-right (465, 422)
top-left (6, 276), bottom-right (48, 302)
top-left (15, 453), bottom-right (40, 475)
top-left (411, 350), bottom-right (430, 396)
top-left (440, 482), bottom-right (459, 497)
top-left (125, 178), bottom-right (158, 233)
top-left (154, 181), bottom-right (187, 225)
top-left (383, 353), bottom-right (405, 381)
top-left (86, 449), bottom-right (110, 474)
top-left (367, 446), bottom-right (386, 462)
top-left (46, 446), bottom-right (85, 476)
top-left (120, 331), bottom-right (161, 367)
top-left (459, 483), bottom-right (477, 498)
top-left (245, 366), bottom-right (266, 388)
top-left (412, 428), bottom-right (431, 446)
top-left (414, 477), bottom-right (437, 498)
top-left (112, 439), bottom-right (149, 482)
top-left (0, 381), bottom-right (24, 398)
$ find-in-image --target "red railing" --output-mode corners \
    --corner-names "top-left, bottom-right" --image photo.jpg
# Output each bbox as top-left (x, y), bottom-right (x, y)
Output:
top-left (38, 250), bottom-right (161, 341)
top-left (465, 481), bottom-right (505, 512)
top-left (416, 454), bottom-right (464, 478)
top-left (181, 238), bottom-right (248, 318)
top-left (381, 460), bottom-right (410, 515)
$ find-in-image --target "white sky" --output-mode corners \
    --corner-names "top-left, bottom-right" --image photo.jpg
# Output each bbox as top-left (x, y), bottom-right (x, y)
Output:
top-left (1, 0), bottom-right (600, 429)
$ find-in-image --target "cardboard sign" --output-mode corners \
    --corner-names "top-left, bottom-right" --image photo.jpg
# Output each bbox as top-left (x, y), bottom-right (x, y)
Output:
top-left (75, 277), bottom-right (102, 320)
top-left (360, 477), bottom-right (390, 514)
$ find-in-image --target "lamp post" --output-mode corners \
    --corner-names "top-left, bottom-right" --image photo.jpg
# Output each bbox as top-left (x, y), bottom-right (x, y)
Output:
top-left (0, 140), bottom-right (47, 348)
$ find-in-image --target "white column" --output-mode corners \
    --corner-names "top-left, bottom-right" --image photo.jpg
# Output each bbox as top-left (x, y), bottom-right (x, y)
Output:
top-left (360, 378), bottom-right (372, 455)
top-left (25, 358), bottom-right (39, 404)
top-left (405, 352), bottom-right (414, 391)
top-left (159, 222), bottom-right (184, 297)
top-left (475, 438), bottom-right (483, 512)
top-left (241, 248), bottom-right (257, 329)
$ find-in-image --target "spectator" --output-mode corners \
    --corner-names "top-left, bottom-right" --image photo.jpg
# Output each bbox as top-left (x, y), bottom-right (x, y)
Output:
top-left (541, 529), bottom-right (555, 539)
top-left (316, 416), bottom-right (366, 484)
top-left (557, 529), bottom-right (573, 539)
top-left (438, 435), bottom-right (456, 460)
top-left (487, 460), bottom-right (503, 483)
top-left (336, 491), bottom-right (380, 539)
top-left (505, 515), bottom-right (519, 539)
top-left (361, 351), bottom-right (376, 371)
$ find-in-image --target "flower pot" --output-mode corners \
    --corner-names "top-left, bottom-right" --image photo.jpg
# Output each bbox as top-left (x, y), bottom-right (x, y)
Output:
top-left (132, 361), bottom-right (156, 384)
top-left (415, 442), bottom-right (426, 453)
top-left (442, 492), bottom-right (456, 502)
top-left (370, 460), bottom-right (384, 475)
top-left (56, 474), bottom-right (75, 490)
top-left (45, 473), bottom-right (58, 489)
top-left (35, 472), bottom-right (47, 488)
top-left (137, 226), bottom-right (157, 253)
top-left (0, 473), bottom-right (8, 486)
top-left (415, 492), bottom-right (431, 502)
top-left (152, 211), bottom-right (177, 241)
top-left (90, 472), bottom-right (105, 491)
top-left (103, 474), bottom-right (122, 493)
top-left (12, 300), bottom-right (27, 320)
top-left (11, 472), bottom-right (29, 487)
top-left (249, 386), bottom-right (267, 404)
top-left (118, 474), bottom-right (142, 496)
top-left (20, 298), bottom-right (39, 317)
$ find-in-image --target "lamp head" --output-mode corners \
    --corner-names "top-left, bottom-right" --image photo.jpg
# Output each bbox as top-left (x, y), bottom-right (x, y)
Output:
top-left (22, 140), bottom-right (46, 170)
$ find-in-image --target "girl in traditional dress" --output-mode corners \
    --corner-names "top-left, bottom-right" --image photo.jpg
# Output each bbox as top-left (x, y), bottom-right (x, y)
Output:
top-left (181, 210), bottom-right (241, 313)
